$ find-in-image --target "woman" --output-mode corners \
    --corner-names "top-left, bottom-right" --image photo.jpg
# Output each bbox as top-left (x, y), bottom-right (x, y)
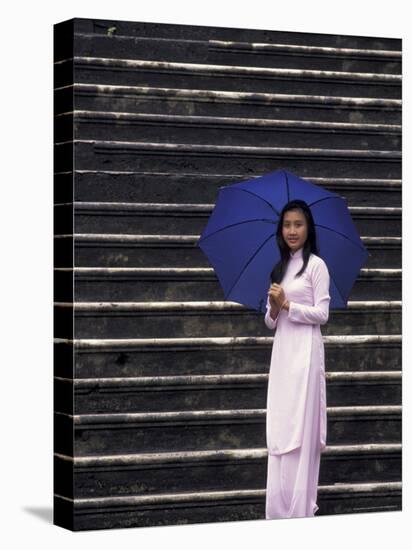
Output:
top-left (264, 199), bottom-right (331, 519)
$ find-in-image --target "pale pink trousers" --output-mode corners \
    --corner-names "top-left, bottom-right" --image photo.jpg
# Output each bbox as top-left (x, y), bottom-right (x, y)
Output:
top-left (265, 355), bottom-right (322, 519)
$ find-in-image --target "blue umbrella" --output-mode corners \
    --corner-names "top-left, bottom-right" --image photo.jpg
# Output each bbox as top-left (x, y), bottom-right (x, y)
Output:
top-left (197, 169), bottom-right (370, 313)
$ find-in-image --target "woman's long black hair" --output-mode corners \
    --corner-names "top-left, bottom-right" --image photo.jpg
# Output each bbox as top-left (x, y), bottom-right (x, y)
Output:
top-left (270, 199), bottom-right (319, 284)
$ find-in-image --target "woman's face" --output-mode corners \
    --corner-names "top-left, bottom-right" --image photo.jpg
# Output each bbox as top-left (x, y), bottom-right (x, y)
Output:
top-left (282, 209), bottom-right (308, 252)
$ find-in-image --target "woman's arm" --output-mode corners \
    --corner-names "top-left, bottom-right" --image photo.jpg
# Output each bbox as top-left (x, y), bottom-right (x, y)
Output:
top-left (264, 295), bottom-right (281, 330)
top-left (287, 259), bottom-right (331, 325)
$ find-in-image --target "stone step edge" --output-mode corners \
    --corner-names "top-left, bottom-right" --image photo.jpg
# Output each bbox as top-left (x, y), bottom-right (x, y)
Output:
top-left (54, 480), bottom-right (401, 510)
top-left (55, 405), bottom-right (402, 425)
top-left (56, 83), bottom-right (402, 109)
top-left (54, 442), bottom-right (402, 468)
top-left (71, 33), bottom-right (402, 59)
top-left (209, 40), bottom-right (401, 59)
top-left (57, 109), bottom-right (402, 134)
top-left (54, 334), bottom-right (401, 349)
top-left (54, 300), bottom-right (402, 311)
top-left (55, 370), bottom-right (401, 389)
top-left (64, 56), bottom-right (402, 84)
top-left (54, 235), bottom-right (402, 246)
top-left (54, 269), bottom-right (401, 280)
top-left (56, 201), bottom-right (402, 215)
top-left (56, 171), bottom-right (402, 187)
top-left (57, 139), bottom-right (402, 160)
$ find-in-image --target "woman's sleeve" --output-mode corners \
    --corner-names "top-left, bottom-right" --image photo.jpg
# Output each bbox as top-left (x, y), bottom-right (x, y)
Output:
top-left (264, 295), bottom-right (280, 330)
top-left (288, 259), bottom-right (331, 325)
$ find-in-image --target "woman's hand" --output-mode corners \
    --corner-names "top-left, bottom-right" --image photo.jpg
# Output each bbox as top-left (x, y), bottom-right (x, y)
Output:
top-left (268, 283), bottom-right (286, 309)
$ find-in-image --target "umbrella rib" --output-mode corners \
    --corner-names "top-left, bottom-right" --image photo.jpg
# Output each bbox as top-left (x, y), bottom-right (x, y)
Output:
top-left (315, 223), bottom-right (367, 307)
top-left (226, 186), bottom-right (281, 217)
top-left (314, 223), bottom-right (368, 254)
top-left (310, 254), bottom-right (346, 308)
top-left (198, 218), bottom-right (276, 243)
top-left (328, 269), bottom-right (346, 307)
top-left (307, 195), bottom-right (342, 208)
top-left (226, 233), bottom-right (275, 300)
top-left (284, 170), bottom-right (290, 202)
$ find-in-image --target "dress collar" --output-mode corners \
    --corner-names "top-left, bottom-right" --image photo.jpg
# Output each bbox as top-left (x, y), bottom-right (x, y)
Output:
top-left (289, 246), bottom-right (304, 259)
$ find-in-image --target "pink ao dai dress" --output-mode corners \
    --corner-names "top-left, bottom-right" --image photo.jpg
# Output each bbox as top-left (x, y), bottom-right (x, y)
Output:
top-left (264, 246), bottom-right (331, 519)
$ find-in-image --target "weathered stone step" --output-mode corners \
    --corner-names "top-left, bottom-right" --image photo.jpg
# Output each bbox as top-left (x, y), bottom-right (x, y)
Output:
top-left (54, 300), bottom-right (401, 338)
top-left (71, 33), bottom-right (401, 74)
top-left (54, 371), bottom-right (400, 414)
top-left (53, 267), bottom-right (401, 303)
top-left (54, 335), bottom-right (401, 379)
top-left (54, 479), bottom-right (401, 529)
top-left (55, 140), bottom-right (401, 179)
top-left (55, 171), bottom-right (401, 208)
top-left (56, 83), bottom-right (401, 125)
top-left (58, 110), bottom-right (401, 151)
top-left (59, 234), bottom-right (400, 269)
top-left (73, 19), bottom-right (399, 52)
top-left (54, 443), bottom-right (401, 498)
top-left (54, 405), bottom-right (401, 457)
top-left (57, 201), bottom-right (401, 237)
top-left (54, 56), bottom-right (401, 99)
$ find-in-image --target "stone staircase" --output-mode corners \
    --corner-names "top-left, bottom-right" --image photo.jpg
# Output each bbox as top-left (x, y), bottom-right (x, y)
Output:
top-left (53, 17), bottom-right (402, 531)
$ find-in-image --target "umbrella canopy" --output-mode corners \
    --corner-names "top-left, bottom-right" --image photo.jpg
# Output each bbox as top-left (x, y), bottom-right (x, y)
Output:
top-left (197, 169), bottom-right (370, 313)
